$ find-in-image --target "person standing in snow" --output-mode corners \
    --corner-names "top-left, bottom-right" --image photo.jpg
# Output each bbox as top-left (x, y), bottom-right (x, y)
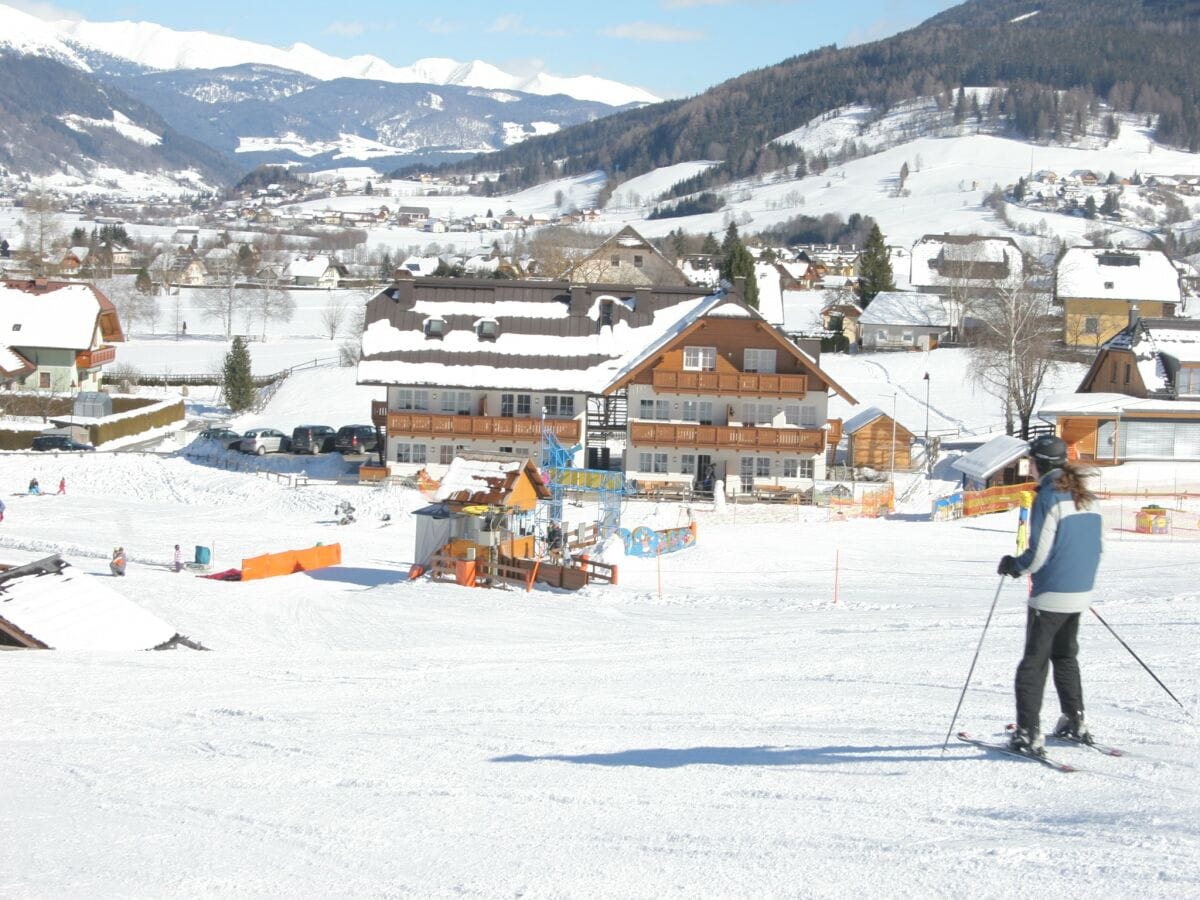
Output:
top-left (57, 477), bottom-right (66, 495)
top-left (28, 478), bottom-right (39, 495)
top-left (996, 435), bottom-right (1103, 756)
top-left (110, 547), bottom-right (127, 577)
top-left (174, 544), bottom-right (183, 573)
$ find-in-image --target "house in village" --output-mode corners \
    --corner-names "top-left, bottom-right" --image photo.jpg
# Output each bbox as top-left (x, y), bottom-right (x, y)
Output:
top-left (821, 296), bottom-right (865, 347)
top-left (950, 435), bottom-right (1033, 489)
top-left (1055, 247), bottom-right (1182, 348)
top-left (560, 225), bottom-right (691, 287)
top-left (149, 250), bottom-right (207, 287)
top-left (841, 406), bottom-right (915, 473)
top-left (910, 234), bottom-right (1024, 302)
top-left (0, 278), bottom-right (124, 391)
top-left (1040, 313), bottom-right (1200, 463)
top-left (50, 247), bottom-right (90, 278)
top-left (285, 255), bottom-right (349, 288)
top-left (857, 291), bottom-right (954, 351)
top-left (356, 272), bottom-right (854, 498)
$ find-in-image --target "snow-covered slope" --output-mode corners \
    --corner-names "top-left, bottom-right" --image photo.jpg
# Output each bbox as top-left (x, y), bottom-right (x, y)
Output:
top-left (32, 7), bottom-right (658, 106)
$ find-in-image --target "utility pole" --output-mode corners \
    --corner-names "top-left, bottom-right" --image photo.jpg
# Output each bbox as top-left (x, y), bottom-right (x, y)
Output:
top-left (923, 372), bottom-right (931, 477)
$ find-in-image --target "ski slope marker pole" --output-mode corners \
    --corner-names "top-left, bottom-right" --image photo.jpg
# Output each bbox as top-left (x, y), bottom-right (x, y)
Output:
top-left (1090, 606), bottom-right (1191, 717)
top-left (941, 575), bottom-right (1006, 753)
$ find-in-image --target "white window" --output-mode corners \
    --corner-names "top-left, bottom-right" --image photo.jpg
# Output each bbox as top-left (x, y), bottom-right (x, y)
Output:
top-left (742, 403), bottom-right (775, 425)
top-left (439, 445), bottom-right (454, 465)
top-left (638, 399), bottom-right (669, 420)
top-left (744, 348), bottom-right (777, 373)
top-left (683, 346), bottom-right (716, 371)
top-left (395, 442), bottom-right (427, 464)
top-left (800, 405), bottom-right (817, 427)
top-left (517, 394), bottom-right (531, 416)
top-left (681, 454), bottom-right (696, 475)
top-left (682, 400), bottom-right (714, 424)
top-left (397, 389), bottom-right (429, 411)
top-left (756, 457), bottom-right (772, 478)
top-left (784, 458), bottom-right (814, 478)
top-left (638, 452), bottom-right (668, 474)
top-left (1083, 317), bottom-right (1100, 335)
top-left (876, 330), bottom-right (887, 342)
top-left (544, 395), bottom-right (575, 418)
top-left (902, 332), bottom-right (915, 345)
top-left (1179, 366), bottom-right (1200, 395)
top-left (441, 391), bottom-right (472, 414)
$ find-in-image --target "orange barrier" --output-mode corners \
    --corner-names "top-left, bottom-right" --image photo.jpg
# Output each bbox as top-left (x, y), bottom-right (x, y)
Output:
top-left (962, 482), bottom-right (1036, 518)
top-left (828, 483), bottom-right (895, 519)
top-left (241, 543), bottom-right (342, 581)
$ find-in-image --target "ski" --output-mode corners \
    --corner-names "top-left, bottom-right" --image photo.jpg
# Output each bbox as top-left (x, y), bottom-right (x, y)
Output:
top-left (1048, 735), bottom-right (1125, 757)
top-left (957, 731), bottom-right (1078, 772)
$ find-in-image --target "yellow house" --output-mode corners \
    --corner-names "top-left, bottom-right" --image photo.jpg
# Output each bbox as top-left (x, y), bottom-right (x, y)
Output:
top-left (1056, 247), bottom-right (1182, 348)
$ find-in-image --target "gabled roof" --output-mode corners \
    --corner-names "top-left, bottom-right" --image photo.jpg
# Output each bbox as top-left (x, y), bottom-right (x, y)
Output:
top-left (950, 435), bottom-right (1030, 482)
top-left (434, 454), bottom-right (552, 505)
top-left (358, 276), bottom-right (722, 393)
top-left (0, 278), bottom-right (124, 349)
top-left (1084, 316), bottom-right (1200, 394)
top-left (1056, 247), bottom-right (1181, 304)
top-left (859, 292), bottom-right (952, 327)
top-left (842, 406), bottom-right (888, 435)
top-left (911, 234), bottom-right (1022, 288)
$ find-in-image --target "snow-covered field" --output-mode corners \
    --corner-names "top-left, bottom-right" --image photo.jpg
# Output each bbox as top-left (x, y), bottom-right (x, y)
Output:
top-left (1, 339), bottom-right (1198, 896)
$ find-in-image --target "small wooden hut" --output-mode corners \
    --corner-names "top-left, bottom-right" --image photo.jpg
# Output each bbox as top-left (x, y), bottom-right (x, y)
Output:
top-left (842, 406), bottom-right (914, 470)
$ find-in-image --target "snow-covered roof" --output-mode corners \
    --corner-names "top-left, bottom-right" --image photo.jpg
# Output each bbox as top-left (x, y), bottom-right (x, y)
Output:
top-left (359, 279), bottom-right (724, 393)
top-left (434, 454), bottom-right (549, 505)
top-left (0, 557), bottom-right (177, 650)
top-left (286, 255), bottom-right (335, 279)
top-left (859, 292), bottom-right (952, 327)
top-left (1039, 392), bottom-right (1200, 417)
top-left (0, 280), bottom-right (107, 350)
top-left (910, 235), bottom-right (1022, 288)
top-left (1056, 248), bottom-right (1181, 304)
top-left (950, 434), bottom-right (1030, 482)
top-left (781, 288), bottom-right (836, 334)
top-left (842, 406), bottom-right (887, 435)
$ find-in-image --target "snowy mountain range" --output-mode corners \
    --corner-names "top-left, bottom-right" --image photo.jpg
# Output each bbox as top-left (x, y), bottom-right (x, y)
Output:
top-left (0, 4), bottom-right (659, 107)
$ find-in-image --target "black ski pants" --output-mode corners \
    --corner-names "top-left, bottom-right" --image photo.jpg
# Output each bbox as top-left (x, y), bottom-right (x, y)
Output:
top-left (1014, 607), bottom-right (1084, 734)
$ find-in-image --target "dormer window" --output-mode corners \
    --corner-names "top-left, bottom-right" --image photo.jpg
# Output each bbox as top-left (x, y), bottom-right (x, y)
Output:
top-left (475, 318), bottom-right (499, 341)
top-left (11, 323), bottom-right (21, 331)
top-left (423, 316), bottom-right (446, 339)
top-left (600, 300), bottom-right (614, 327)
top-left (1104, 281), bottom-right (1114, 290)
top-left (633, 255), bottom-right (644, 268)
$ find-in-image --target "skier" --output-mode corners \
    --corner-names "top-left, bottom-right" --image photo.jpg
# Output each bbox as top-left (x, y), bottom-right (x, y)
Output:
top-left (28, 478), bottom-right (40, 495)
top-left (0, 497), bottom-right (6, 523)
top-left (996, 435), bottom-right (1102, 756)
top-left (110, 547), bottom-right (127, 577)
top-left (57, 477), bottom-right (66, 495)
top-left (173, 544), bottom-right (183, 573)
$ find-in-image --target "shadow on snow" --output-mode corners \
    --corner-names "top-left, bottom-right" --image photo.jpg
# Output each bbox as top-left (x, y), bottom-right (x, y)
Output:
top-left (492, 743), bottom-right (949, 768)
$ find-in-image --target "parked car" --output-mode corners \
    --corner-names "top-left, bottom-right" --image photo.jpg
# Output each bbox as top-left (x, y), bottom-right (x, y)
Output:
top-left (198, 426), bottom-right (242, 449)
top-left (290, 425), bottom-right (337, 454)
top-left (31, 434), bottom-right (94, 452)
top-left (334, 424), bottom-right (379, 454)
top-left (239, 428), bottom-right (290, 456)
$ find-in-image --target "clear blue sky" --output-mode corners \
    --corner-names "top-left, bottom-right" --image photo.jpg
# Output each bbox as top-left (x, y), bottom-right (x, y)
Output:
top-left (19, 0), bottom-right (961, 99)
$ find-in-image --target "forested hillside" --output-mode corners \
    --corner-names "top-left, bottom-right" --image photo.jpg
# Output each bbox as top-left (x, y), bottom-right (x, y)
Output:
top-left (414, 0), bottom-right (1200, 200)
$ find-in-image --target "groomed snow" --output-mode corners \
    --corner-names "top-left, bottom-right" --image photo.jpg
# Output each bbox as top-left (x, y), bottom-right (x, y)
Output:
top-left (0, 344), bottom-right (1197, 896)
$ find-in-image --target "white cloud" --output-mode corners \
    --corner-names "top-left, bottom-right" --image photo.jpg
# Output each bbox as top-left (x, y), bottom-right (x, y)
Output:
top-left (489, 15), bottom-right (568, 38)
top-left (324, 20), bottom-right (365, 38)
top-left (422, 17), bottom-right (461, 35)
top-left (6, 0), bottom-right (82, 20)
top-left (602, 22), bottom-right (705, 42)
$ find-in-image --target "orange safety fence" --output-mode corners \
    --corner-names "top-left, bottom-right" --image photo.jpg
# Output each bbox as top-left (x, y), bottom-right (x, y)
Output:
top-left (829, 482), bottom-right (895, 519)
top-left (961, 482), bottom-right (1036, 518)
top-left (241, 543), bottom-right (342, 581)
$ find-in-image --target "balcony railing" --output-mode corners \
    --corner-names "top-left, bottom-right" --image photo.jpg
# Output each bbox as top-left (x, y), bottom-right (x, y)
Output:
top-left (652, 370), bottom-right (808, 397)
top-left (630, 421), bottom-right (825, 453)
top-left (385, 411), bottom-right (581, 442)
top-left (75, 345), bottom-right (117, 369)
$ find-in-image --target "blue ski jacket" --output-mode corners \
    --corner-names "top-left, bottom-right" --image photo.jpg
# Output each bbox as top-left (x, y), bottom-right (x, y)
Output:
top-left (1012, 469), bottom-right (1103, 613)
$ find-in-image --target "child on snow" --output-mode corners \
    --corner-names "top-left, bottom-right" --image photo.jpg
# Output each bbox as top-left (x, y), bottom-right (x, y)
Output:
top-left (28, 478), bottom-right (40, 495)
top-left (110, 547), bottom-right (126, 577)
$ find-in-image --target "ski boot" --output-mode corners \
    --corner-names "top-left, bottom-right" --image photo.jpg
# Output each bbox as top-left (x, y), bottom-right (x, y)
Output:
top-left (1054, 712), bottom-right (1094, 746)
top-left (1007, 726), bottom-right (1046, 757)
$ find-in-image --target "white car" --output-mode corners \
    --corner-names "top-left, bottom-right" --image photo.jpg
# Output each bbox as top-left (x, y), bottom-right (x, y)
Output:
top-left (239, 428), bottom-right (290, 455)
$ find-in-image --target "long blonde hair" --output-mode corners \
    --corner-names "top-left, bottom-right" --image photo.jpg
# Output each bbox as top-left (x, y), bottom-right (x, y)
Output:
top-left (1049, 461), bottom-right (1097, 510)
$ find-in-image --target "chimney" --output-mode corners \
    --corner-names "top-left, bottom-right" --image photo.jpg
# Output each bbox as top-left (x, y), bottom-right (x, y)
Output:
top-left (568, 285), bottom-right (589, 316)
top-left (732, 275), bottom-right (746, 301)
top-left (1129, 304), bottom-right (1140, 330)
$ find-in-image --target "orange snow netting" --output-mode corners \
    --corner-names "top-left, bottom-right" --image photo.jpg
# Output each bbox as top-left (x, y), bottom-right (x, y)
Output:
top-left (240, 543), bottom-right (342, 581)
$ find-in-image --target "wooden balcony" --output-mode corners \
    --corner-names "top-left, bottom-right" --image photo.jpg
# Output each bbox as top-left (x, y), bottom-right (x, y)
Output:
top-left (652, 370), bottom-right (807, 398)
top-left (75, 345), bottom-right (117, 369)
top-left (630, 421), bottom-right (825, 453)
top-left (385, 411), bottom-right (581, 443)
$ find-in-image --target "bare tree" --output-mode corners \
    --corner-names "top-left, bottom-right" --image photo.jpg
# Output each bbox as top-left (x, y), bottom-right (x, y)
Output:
top-left (253, 280), bottom-right (295, 341)
top-left (18, 187), bottom-right (63, 276)
top-left (968, 279), bottom-right (1059, 437)
top-left (93, 277), bottom-right (155, 335)
top-left (199, 273), bottom-right (252, 339)
top-left (320, 295), bottom-right (349, 340)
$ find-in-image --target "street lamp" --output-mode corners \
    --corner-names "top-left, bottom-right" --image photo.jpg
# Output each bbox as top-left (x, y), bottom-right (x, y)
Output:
top-left (923, 372), bottom-right (931, 477)
top-left (890, 391), bottom-right (898, 480)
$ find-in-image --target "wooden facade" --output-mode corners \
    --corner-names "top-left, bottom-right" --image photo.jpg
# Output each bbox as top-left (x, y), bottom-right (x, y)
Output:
top-left (382, 411), bottom-right (581, 443)
top-left (847, 414), bottom-right (914, 470)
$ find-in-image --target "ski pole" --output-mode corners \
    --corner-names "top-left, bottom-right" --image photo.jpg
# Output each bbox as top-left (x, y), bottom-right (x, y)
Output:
top-left (941, 575), bottom-right (1007, 753)
top-left (1090, 606), bottom-right (1191, 717)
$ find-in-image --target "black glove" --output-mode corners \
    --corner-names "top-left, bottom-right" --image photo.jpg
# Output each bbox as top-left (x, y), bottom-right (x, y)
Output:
top-left (997, 555), bottom-right (1022, 578)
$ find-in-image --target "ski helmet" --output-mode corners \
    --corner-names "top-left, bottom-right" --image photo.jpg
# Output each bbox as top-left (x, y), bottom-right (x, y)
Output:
top-left (1028, 434), bottom-right (1068, 471)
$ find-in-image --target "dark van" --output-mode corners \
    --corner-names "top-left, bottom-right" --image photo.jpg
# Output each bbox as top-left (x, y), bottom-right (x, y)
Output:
top-left (291, 425), bottom-right (336, 454)
top-left (334, 424), bottom-right (378, 454)
top-left (31, 434), bottom-right (94, 452)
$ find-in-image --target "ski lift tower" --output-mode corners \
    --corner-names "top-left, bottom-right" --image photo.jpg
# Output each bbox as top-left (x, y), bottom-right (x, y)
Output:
top-left (539, 427), bottom-right (627, 540)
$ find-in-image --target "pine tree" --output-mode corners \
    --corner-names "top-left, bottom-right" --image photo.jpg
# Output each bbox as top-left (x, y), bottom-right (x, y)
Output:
top-left (720, 224), bottom-right (759, 309)
top-left (134, 268), bottom-right (152, 294)
top-left (222, 336), bottom-right (255, 413)
top-left (701, 232), bottom-right (720, 255)
top-left (1084, 195), bottom-right (1098, 219)
top-left (856, 223), bottom-right (895, 307)
top-left (379, 250), bottom-right (393, 280)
